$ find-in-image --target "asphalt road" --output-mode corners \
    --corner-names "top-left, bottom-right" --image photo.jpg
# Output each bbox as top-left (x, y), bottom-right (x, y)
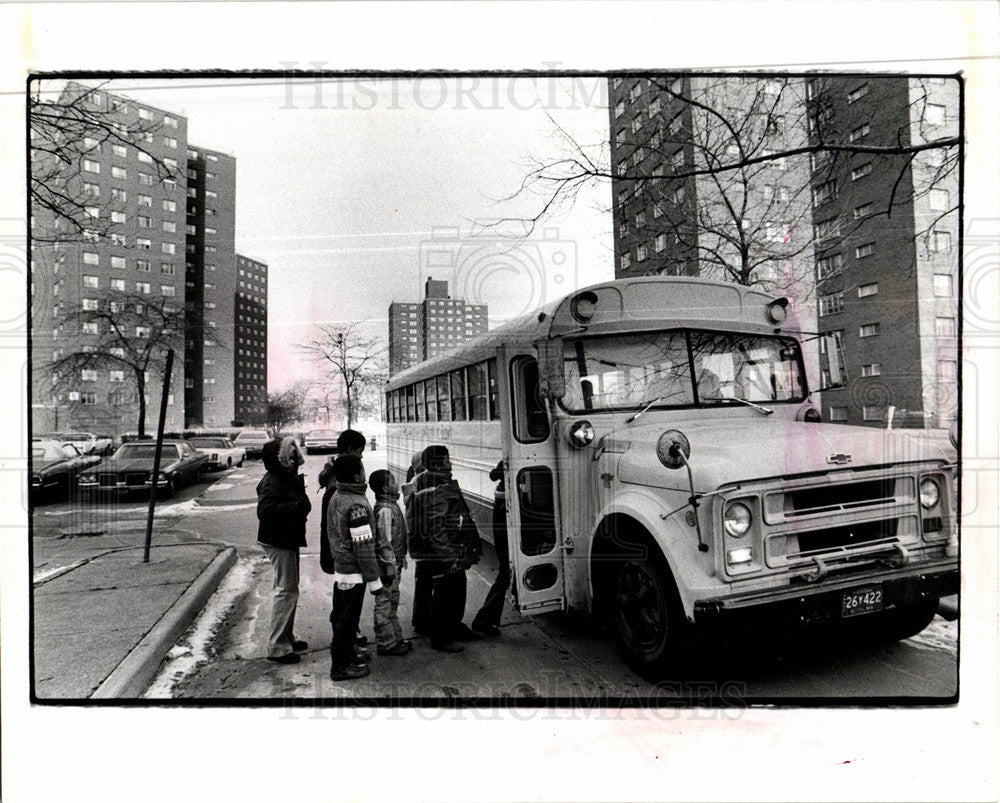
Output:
top-left (31, 451), bottom-right (959, 702)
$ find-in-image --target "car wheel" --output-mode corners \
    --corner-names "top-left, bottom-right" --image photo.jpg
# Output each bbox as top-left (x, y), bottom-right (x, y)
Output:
top-left (613, 552), bottom-right (693, 679)
top-left (851, 597), bottom-right (939, 645)
top-left (227, 457), bottom-right (232, 469)
top-left (162, 475), bottom-right (177, 499)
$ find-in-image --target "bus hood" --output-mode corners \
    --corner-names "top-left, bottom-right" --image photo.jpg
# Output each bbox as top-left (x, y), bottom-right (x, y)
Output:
top-left (615, 417), bottom-right (953, 492)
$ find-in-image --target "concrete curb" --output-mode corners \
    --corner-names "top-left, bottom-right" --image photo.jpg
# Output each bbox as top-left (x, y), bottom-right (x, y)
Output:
top-left (91, 546), bottom-right (237, 699)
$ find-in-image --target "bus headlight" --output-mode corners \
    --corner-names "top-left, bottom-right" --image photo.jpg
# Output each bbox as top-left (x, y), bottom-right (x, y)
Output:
top-left (766, 297), bottom-right (789, 324)
top-left (724, 502), bottom-right (752, 537)
top-left (919, 478), bottom-right (940, 509)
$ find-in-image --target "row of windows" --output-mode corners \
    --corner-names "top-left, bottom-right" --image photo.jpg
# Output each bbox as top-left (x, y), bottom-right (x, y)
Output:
top-left (82, 175), bottom-right (178, 197)
top-left (387, 359), bottom-right (499, 424)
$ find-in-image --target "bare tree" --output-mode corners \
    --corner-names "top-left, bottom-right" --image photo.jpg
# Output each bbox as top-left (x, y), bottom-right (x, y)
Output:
top-left (30, 80), bottom-right (181, 244)
top-left (49, 290), bottom-right (185, 438)
top-left (499, 74), bottom-right (959, 288)
top-left (297, 324), bottom-right (386, 429)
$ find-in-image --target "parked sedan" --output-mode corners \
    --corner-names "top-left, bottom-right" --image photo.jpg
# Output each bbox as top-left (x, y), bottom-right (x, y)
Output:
top-left (56, 431), bottom-right (114, 456)
top-left (233, 430), bottom-right (271, 458)
top-left (187, 436), bottom-right (246, 470)
top-left (30, 440), bottom-right (102, 502)
top-left (304, 428), bottom-right (341, 454)
top-left (77, 440), bottom-right (209, 498)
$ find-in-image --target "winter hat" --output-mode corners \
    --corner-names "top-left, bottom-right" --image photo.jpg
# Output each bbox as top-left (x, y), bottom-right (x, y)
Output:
top-left (421, 444), bottom-right (449, 472)
top-left (278, 436), bottom-right (304, 470)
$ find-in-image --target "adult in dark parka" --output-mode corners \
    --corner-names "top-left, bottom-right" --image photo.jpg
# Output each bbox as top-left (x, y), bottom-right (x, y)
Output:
top-left (257, 436), bottom-right (311, 663)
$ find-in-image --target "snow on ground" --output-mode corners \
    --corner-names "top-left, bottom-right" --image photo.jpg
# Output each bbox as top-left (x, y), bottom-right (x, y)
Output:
top-left (143, 555), bottom-right (265, 698)
top-left (205, 483), bottom-right (235, 491)
top-left (906, 615), bottom-right (958, 657)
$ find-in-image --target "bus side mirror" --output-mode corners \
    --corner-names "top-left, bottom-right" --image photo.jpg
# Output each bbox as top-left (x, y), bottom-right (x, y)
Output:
top-left (820, 332), bottom-right (847, 389)
top-left (537, 338), bottom-right (566, 399)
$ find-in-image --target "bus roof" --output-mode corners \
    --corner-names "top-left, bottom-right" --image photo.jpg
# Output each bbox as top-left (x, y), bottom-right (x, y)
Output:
top-left (386, 276), bottom-right (782, 391)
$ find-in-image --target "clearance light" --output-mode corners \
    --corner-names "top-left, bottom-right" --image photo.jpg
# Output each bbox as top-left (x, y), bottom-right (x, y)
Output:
top-left (728, 547), bottom-right (753, 565)
top-left (919, 478), bottom-right (940, 509)
top-left (766, 297), bottom-right (789, 325)
top-left (568, 420), bottom-right (595, 448)
top-left (724, 502), bottom-right (752, 537)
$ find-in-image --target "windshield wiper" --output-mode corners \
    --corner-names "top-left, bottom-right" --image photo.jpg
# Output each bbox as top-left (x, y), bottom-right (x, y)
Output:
top-left (626, 395), bottom-right (669, 424)
top-left (702, 395), bottom-right (774, 415)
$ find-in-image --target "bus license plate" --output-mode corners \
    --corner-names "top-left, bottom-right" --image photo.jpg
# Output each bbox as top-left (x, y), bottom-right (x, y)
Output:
top-left (841, 586), bottom-right (883, 618)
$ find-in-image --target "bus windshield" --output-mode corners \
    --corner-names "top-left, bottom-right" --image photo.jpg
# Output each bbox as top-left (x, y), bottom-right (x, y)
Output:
top-left (560, 329), bottom-right (807, 412)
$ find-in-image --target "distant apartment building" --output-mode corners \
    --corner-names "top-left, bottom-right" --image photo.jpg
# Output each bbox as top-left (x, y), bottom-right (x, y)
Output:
top-left (388, 278), bottom-right (488, 375)
top-left (233, 254), bottom-right (269, 424)
top-left (29, 82), bottom-right (265, 434)
top-left (608, 74), bottom-right (959, 428)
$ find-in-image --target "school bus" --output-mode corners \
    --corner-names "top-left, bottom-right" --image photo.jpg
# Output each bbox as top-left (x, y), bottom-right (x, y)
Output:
top-left (385, 277), bottom-right (958, 675)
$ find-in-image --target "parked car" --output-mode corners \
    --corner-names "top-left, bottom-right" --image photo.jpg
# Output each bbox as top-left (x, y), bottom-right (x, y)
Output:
top-left (233, 429), bottom-right (272, 458)
top-left (77, 440), bottom-right (209, 498)
top-left (55, 432), bottom-right (114, 456)
top-left (187, 436), bottom-right (246, 470)
top-left (30, 440), bottom-right (102, 502)
top-left (304, 428), bottom-right (341, 454)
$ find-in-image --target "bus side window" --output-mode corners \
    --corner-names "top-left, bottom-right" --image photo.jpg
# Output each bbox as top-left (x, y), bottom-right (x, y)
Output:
top-left (511, 357), bottom-right (549, 442)
top-left (516, 466), bottom-right (556, 556)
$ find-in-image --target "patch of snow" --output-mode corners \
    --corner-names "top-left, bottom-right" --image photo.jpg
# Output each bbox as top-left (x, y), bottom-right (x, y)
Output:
top-left (143, 556), bottom-right (265, 698)
top-left (205, 483), bottom-right (235, 491)
top-left (906, 616), bottom-right (958, 657)
top-left (33, 561), bottom-right (85, 583)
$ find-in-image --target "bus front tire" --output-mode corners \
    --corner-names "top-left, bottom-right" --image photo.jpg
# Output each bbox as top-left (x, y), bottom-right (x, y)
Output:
top-left (612, 553), bottom-right (692, 679)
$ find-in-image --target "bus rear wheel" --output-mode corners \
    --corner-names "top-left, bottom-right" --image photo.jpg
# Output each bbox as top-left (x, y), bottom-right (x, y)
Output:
top-left (613, 554), bottom-right (691, 678)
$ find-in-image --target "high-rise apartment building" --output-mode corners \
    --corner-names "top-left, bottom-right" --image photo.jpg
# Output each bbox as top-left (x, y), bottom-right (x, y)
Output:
top-left (233, 254), bottom-right (269, 424)
top-left (388, 278), bottom-right (488, 375)
top-left (806, 75), bottom-right (959, 428)
top-left (609, 74), bottom-right (958, 428)
top-left (30, 82), bottom-right (266, 434)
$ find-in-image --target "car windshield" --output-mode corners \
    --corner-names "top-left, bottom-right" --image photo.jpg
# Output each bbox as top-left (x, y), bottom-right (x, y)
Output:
top-left (114, 444), bottom-right (181, 460)
top-left (561, 329), bottom-right (807, 412)
top-left (32, 447), bottom-right (50, 461)
top-left (309, 430), bottom-right (338, 438)
top-left (190, 438), bottom-right (227, 448)
top-left (61, 433), bottom-right (88, 440)
top-left (236, 432), bottom-right (268, 442)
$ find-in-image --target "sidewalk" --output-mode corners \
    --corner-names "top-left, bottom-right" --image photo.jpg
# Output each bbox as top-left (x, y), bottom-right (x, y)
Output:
top-left (32, 542), bottom-right (235, 700)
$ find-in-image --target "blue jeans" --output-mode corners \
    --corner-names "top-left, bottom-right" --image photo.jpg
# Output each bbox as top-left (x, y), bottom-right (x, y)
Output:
top-left (261, 545), bottom-right (299, 658)
top-left (373, 566), bottom-right (404, 648)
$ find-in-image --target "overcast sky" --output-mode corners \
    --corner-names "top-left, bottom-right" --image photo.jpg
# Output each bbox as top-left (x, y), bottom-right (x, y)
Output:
top-left (88, 76), bottom-right (615, 391)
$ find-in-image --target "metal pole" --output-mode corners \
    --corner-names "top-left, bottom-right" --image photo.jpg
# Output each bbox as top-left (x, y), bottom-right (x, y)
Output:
top-left (143, 349), bottom-right (174, 563)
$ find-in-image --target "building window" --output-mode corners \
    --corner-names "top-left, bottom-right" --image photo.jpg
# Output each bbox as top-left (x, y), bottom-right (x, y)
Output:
top-left (853, 203), bottom-right (873, 219)
top-left (83, 251), bottom-right (99, 265)
top-left (137, 259), bottom-right (151, 272)
top-left (83, 182), bottom-right (100, 197)
top-left (935, 317), bottom-right (956, 337)
top-left (136, 326), bottom-right (150, 338)
top-left (81, 368), bottom-right (98, 382)
top-left (926, 104), bottom-right (947, 126)
top-left (163, 199), bottom-right (177, 212)
top-left (849, 124), bottom-right (871, 142)
top-left (136, 282), bottom-right (151, 294)
top-left (620, 252), bottom-right (631, 271)
top-left (112, 144), bottom-right (127, 158)
top-left (859, 323), bottom-right (880, 338)
top-left (938, 360), bottom-right (958, 382)
top-left (161, 285), bottom-right (175, 297)
top-left (814, 219), bottom-right (841, 241)
top-left (137, 238), bottom-right (151, 250)
top-left (162, 242), bottom-right (176, 255)
top-left (861, 363), bottom-right (882, 377)
top-left (164, 158), bottom-right (178, 169)
top-left (934, 273), bottom-right (953, 297)
top-left (672, 185), bottom-right (686, 204)
top-left (858, 282), bottom-right (878, 297)
top-left (138, 108), bottom-right (153, 121)
top-left (863, 406), bottom-right (886, 422)
top-left (110, 233), bottom-right (126, 246)
top-left (205, 227), bottom-right (217, 235)
top-left (614, 100), bottom-right (625, 118)
top-left (929, 230), bottom-right (952, 252)
top-left (81, 298), bottom-right (98, 311)
top-left (111, 279), bottom-right (125, 291)
top-left (109, 370), bottom-right (125, 383)
top-left (137, 215), bottom-right (151, 228)
top-left (161, 263), bottom-right (175, 275)
top-left (139, 172), bottom-right (154, 186)
top-left (164, 115), bottom-right (179, 128)
top-left (929, 188), bottom-right (949, 211)
top-left (82, 274), bottom-right (99, 288)
top-left (80, 392), bottom-right (97, 406)
top-left (847, 83), bottom-right (870, 104)
top-left (819, 292), bottom-right (844, 316)
top-left (655, 233), bottom-right (668, 252)
top-left (630, 83), bottom-right (642, 101)
top-left (851, 162), bottom-right (872, 181)
top-left (82, 159), bottom-right (100, 173)
top-left (162, 221), bottom-right (176, 233)
top-left (111, 188), bottom-right (127, 204)
top-left (163, 136), bottom-right (178, 149)
top-left (812, 179), bottom-right (838, 205)
top-left (636, 243), bottom-right (648, 261)
top-left (82, 322), bottom-right (98, 334)
top-left (816, 254), bottom-right (842, 279)
top-left (855, 242), bottom-right (875, 259)
top-left (111, 166), bottom-right (127, 180)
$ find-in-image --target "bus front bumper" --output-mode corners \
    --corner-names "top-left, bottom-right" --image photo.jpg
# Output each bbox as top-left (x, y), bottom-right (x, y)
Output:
top-left (693, 560), bottom-right (958, 630)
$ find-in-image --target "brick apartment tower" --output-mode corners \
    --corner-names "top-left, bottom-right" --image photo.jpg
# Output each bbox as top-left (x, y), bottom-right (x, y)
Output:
top-left (388, 278), bottom-right (488, 375)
